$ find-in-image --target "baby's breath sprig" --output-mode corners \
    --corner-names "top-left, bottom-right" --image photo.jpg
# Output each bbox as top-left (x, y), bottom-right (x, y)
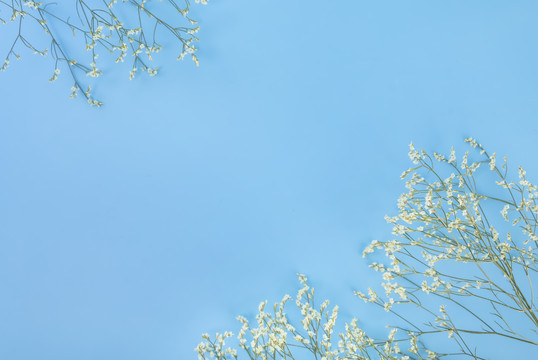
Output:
top-left (363, 138), bottom-right (538, 358)
top-left (0, 0), bottom-right (207, 106)
top-left (199, 139), bottom-right (538, 360)
top-left (197, 274), bottom-right (443, 360)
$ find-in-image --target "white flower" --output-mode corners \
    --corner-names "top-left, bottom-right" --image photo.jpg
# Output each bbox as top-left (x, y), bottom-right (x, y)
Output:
top-left (408, 142), bottom-right (421, 164)
top-left (448, 147), bottom-right (456, 163)
top-left (489, 152), bottom-right (496, 170)
top-left (501, 204), bottom-right (509, 221)
top-left (383, 298), bottom-right (394, 311)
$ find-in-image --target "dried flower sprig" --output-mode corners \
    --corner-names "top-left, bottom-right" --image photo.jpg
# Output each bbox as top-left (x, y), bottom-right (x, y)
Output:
top-left (0, 0), bottom-right (207, 106)
top-left (196, 274), bottom-right (443, 360)
top-left (362, 138), bottom-right (538, 358)
top-left (198, 139), bottom-right (538, 359)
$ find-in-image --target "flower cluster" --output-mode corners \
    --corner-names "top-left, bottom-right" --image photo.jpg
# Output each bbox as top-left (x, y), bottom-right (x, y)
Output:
top-left (0, 0), bottom-right (207, 106)
top-left (196, 274), bottom-right (439, 360)
top-left (363, 138), bottom-right (538, 357)
top-left (199, 139), bottom-right (538, 359)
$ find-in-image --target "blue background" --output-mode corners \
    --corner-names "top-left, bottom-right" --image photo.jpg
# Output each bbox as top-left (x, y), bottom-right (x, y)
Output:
top-left (1, 1), bottom-right (538, 359)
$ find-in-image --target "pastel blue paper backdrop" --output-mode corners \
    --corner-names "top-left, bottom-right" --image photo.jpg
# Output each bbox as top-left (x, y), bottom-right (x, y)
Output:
top-left (1, 1), bottom-right (537, 359)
